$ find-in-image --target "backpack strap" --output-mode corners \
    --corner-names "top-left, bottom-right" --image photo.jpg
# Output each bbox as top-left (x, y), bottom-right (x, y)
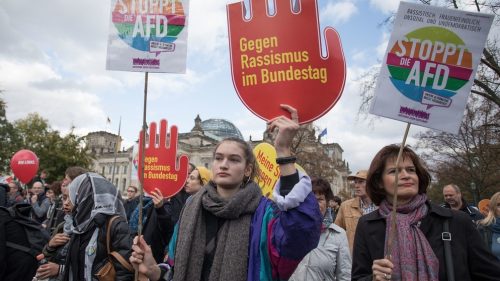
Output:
top-left (105, 215), bottom-right (120, 254)
top-left (110, 251), bottom-right (134, 272)
top-left (5, 241), bottom-right (39, 257)
top-left (442, 218), bottom-right (455, 281)
top-left (105, 215), bottom-right (134, 272)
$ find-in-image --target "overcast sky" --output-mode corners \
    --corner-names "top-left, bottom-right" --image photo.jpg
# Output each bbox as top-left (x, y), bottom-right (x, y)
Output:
top-left (0, 0), bottom-right (497, 175)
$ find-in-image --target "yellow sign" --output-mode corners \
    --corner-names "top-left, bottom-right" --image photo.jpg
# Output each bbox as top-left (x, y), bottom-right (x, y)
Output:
top-left (253, 143), bottom-right (307, 198)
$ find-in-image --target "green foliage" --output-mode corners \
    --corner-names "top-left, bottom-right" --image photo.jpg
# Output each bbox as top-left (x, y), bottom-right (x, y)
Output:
top-left (1, 107), bottom-right (93, 182)
top-left (12, 113), bottom-right (94, 182)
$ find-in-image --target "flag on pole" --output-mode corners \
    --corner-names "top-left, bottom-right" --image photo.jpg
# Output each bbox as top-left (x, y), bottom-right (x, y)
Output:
top-left (319, 128), bottom-right (327, 138)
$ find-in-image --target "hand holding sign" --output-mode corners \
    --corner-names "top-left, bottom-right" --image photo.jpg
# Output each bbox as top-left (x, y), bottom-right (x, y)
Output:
top-left (138, 119), bottom-right (189, 197)
top-left (227, 0), bottom-right (345, 123)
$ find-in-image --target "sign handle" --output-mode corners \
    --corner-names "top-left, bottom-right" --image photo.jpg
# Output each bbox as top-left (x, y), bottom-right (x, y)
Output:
top-left (135, 72), bottom-right (149, 281)
top-left (385, 122), bottom-right (411, 259)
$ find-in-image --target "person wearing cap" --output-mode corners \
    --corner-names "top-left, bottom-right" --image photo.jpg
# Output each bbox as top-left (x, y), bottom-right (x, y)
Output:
top-left (185, 166), bottom-right (212, 195)
top-left (334, 170), bottom-right (378, 254)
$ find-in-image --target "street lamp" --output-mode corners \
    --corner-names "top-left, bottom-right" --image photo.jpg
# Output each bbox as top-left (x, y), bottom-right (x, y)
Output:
top-left (470, 182), bottom-right (478, 207)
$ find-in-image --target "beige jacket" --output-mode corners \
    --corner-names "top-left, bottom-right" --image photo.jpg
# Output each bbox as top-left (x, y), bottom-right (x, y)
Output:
top-left (334, 197), bottom-right (362, 254)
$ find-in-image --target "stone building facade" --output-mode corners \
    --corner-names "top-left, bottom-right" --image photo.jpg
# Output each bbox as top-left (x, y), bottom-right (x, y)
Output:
top-left (85, 116), bottom-right (351, 195)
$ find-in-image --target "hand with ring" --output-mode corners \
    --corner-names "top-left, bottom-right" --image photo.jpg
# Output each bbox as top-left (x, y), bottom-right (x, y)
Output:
top-left (372, 258), bottom-right (393, 281)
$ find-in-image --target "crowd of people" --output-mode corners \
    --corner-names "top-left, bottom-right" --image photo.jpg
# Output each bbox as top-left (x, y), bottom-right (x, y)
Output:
top-left (1, 106), bottom-right (500, 281)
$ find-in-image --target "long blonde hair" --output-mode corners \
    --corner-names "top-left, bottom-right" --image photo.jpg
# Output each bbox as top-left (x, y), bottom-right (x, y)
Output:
top-left (479, 192), bottom-right (500, 226)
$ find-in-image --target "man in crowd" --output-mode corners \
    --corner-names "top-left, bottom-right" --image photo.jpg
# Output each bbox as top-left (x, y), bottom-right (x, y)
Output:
top-left (30, 181), bottom-right (50, 223)
top-left (442, 183), bottom-right (484, 222)
top-left (335, 170), bottom-right (377, 254)
top-left (124, 185), bottom-right (139, 221)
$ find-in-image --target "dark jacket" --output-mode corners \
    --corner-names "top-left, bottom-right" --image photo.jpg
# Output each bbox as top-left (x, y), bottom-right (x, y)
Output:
top-left (0, 204), bottom-right (45, 281)
top-left (124, 196), bottom-right (139, 221)
top-left (63, 214), bottom-right (133, 281)
top-left (352, 201), bottom-right (500, 281)
top-left (142, 203), bottom-right (173, 263)
top-left (442, 199), bottom-right (484, 222)
top-left (0, 183), bottom-right (8, 207)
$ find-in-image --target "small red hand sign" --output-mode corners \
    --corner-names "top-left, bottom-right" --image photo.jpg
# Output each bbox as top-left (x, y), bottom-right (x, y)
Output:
top-left (227, 0), bottom-right (346, 123)
top-left (138, 119), bottom-right (189, 197)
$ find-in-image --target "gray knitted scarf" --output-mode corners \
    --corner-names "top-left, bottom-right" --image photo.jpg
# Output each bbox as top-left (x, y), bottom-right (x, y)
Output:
top-left (173, 181), bottom-right (262, 281)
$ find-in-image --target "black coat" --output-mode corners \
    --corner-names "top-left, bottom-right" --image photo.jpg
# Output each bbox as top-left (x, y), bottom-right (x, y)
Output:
top-left (352, 201), bottom-right (500, 281)
top-left (0, 205), bottom-right (39, 281)
top-left (63, 214), bottom-right (133, 281)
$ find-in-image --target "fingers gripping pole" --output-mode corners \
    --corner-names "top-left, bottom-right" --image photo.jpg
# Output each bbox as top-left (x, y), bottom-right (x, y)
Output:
top-left (385, 122), bottom-right (411, 259)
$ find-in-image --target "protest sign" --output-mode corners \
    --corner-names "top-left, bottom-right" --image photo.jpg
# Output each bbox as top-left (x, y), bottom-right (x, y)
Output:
top-left (227, 0), bottom-right (345, 124)
top-left (253, 142), bottom-right (306, 198)
top-left (106, 0), bottom-right (189, 73)
top-left (137, 119), bottom-right (189, 197)
top-left (370, 2), bottom-right (494, 133)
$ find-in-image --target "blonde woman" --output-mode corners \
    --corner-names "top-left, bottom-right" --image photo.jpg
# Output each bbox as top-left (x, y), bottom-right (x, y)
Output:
top-left (478, 192), bottom-right (500, 261)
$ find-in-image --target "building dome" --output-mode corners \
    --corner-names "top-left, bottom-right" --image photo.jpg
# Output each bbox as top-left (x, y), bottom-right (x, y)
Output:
top-left (201, 119), bottom-right (243, 140)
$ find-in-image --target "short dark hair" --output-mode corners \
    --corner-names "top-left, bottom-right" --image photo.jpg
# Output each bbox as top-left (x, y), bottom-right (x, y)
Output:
top-left (65, 166), bottom-right (87, 180)
top-left (366, 145), bottom-right (431, 205)
top-left (311, 177), bottom-right (333, 201)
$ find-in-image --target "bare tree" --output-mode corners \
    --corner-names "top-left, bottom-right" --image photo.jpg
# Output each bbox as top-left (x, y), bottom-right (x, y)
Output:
top-left (416, 96), bottom-right (500, 202)
top-left (358, 0), bottom-right (500, 114)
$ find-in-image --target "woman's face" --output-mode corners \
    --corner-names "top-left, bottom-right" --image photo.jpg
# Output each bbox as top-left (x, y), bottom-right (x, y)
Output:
top-left (62, 185), bottom-right (73, 214)
top-left (185, 169), bottom-right (203, 195)
top-left (495, 200), bottom-right (500, 218)
top-left (382, 157), bottom-right (419, 205)
top-left (212, 141), bottom-right (252, 190)
top-left (314, 193), bottom-right (327, 216)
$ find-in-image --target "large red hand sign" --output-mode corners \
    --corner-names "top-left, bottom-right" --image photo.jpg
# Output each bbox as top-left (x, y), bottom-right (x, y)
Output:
top-left (138, 119), bottom-right (189, 197)
top-left (227, 0), bottom-right (346, 124)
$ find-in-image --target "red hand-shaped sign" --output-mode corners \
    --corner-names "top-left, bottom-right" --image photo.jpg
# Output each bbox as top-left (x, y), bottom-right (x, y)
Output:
top-left (138, 119), bottom-right (189, 197)
top-left (227, 0), bottom-right (346, 123)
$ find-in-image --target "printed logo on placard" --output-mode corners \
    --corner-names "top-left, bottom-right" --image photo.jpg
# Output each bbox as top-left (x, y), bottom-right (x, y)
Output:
top-left (387, 26), bottom-right (473, 114)
top-left (111, 0), bottom-right (185, 55)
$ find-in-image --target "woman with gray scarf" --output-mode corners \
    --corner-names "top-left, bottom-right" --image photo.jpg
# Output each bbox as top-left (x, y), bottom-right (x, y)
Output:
top-left (130, 105), bottom-right (322, 281)
top-left (61, 173), bottom-right (133, 281)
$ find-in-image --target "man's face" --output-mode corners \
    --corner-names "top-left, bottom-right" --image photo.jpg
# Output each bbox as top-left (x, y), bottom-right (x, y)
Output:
top-left (353, 178), bottom-right (367, 198)
top-left (32, 182), bottom-right (44, 195)
top-left (443, 185), bottom-right (461, 208)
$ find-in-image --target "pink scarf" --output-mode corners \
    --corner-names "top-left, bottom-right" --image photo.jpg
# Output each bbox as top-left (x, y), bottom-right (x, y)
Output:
top-left (379, 194), bottom-right (439, 281)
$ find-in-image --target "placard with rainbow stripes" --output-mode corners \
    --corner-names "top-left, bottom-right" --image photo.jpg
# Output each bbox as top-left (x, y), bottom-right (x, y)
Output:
top-left (106, 0), bottom-right (189, 73)
top-left (370, 2), bottom-right (493, 134)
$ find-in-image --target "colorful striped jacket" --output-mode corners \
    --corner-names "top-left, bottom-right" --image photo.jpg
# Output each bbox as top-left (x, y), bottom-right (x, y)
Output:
top-left (167, 172), bottom-right (321, 281)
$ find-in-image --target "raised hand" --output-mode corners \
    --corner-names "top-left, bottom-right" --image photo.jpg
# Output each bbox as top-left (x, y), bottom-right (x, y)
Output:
top-left (138, 119), bottom-right (189, 198)
top-left (227, 0), bottom-right (345, 123)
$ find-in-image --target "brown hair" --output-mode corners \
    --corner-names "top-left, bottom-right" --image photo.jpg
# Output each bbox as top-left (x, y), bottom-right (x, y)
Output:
top-left (366, 145), bottom-right (431, 205)
top-left (49, 181), bottom-right (62, 196)
top-left (65, 166), bottom-right (88, 180)
top-left (311, 177), bottom-right (333, 201)
top-left (213, 137), bottom-right (259, 183)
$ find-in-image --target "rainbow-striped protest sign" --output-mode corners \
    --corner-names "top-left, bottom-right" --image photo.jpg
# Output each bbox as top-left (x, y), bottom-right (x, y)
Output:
top-left (106, 0), bottom-right (189, 73)
top-left (370, 2), bottom-right (493, 134)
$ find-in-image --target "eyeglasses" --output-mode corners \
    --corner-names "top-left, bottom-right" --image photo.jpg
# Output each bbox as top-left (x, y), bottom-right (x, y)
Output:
top-left (127, 190), bottom-right (136, 193)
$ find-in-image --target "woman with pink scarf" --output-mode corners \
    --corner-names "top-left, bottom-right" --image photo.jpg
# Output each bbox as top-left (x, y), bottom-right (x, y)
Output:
top-left (352, 145), bottom-right (500, 281)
